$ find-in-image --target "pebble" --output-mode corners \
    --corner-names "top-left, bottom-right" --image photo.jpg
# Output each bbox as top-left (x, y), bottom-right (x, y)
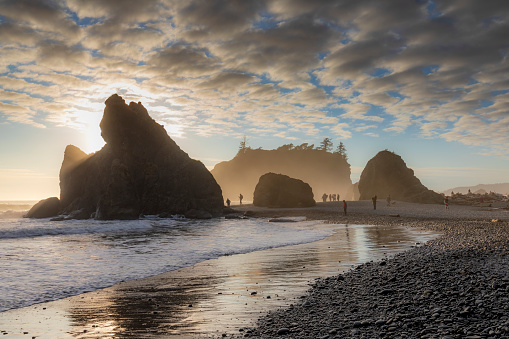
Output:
top-left (276, 328), bottom-right (290, 335)
top-left (229, 214), bottom-right (509, 338)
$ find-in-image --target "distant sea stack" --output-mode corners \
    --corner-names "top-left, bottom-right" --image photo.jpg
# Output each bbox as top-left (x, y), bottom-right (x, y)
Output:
top-left (358, 150), bottom-right (443, 204)
top-left (38, 94), bottom-right (223, 220)
top-left (211, 147), bottom-right (352, 202)
top-left (253, 173), bottom-right (316, 208)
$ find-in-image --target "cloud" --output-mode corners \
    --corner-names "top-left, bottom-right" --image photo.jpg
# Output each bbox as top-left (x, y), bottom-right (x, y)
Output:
top-left (0, 0), bottom-right (81, 40)
top-left (0, 0), bottom-right (509, 156)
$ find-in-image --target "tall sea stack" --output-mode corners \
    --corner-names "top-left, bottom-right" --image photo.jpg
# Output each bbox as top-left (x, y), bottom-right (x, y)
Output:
top-left (56, 94), bottom-right (224, 219)
top-left (358, 150), bottom-right (443, 204)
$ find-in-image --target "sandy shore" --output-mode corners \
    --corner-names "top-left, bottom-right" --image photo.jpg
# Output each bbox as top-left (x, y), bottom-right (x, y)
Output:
top-left (1, 200), bottom-right (508, 338)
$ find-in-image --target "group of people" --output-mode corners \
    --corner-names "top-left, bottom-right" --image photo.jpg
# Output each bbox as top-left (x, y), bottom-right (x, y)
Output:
top-left (321, 193), bottom-right (340, 202)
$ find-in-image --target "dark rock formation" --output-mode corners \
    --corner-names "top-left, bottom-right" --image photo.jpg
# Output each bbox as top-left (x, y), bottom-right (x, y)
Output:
top-left (253, 173), bottom-right (316, 208)
top-left (24, 197), bottom-right (61, 218)
top-left (54, 94), bottom-right (223, 219)
top-left (358, 150), bottom-right (443, 204)
top-left (211, 147), bottom-right (352, 203)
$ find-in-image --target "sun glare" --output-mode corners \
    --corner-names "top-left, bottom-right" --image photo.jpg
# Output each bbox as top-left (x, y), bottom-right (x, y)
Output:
top-left (81, 115), bottom-right (105, 154)
top-left (84, 124), bottom-right (106, 154)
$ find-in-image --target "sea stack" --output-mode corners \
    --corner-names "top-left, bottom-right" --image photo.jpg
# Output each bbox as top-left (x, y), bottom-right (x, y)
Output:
top-left (55, 94), bottom-right (223, 219)
top-left (253, 172), bottom-right (316, 208)
top-left (358, 150), bottom-right (443, 204)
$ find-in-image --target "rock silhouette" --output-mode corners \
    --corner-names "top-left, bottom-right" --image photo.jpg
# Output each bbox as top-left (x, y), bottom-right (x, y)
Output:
top-left (358, 150), bottom-right (443, 204)
top-left (24, 197), bottom-right (61, 218)
top-left (212, 147), bottom-right (351, 203)
top-left (44, 94), bottom-right (223, 220)
top-left (253, 172), bottom-right (316, 208)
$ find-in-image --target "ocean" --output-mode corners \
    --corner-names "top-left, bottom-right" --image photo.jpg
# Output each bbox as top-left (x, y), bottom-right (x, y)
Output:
top-left (0, 203), bottom-right (333, 313)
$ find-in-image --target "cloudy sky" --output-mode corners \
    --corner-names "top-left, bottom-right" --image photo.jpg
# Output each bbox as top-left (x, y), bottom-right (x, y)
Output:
top-left (1, 0), bottom-right (509, 200)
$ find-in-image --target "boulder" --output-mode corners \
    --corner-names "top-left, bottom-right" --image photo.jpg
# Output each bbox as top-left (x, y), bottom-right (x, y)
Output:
top-left (184, 209), bottom-right (213, 219)
top-left (55, 94), bottom-right (224, 220)
top-left (24, 197), bottom-right (61, 218)
top-left (253, 173), bottom-right (316, 208)
top-left (358, 150), bottom-right (443, 204)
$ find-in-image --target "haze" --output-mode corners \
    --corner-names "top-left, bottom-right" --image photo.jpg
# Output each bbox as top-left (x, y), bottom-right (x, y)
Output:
top-left (1, 0), bottom-right (509, 200)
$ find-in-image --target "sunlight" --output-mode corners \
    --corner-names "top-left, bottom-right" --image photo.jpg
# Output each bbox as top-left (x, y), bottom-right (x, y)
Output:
top-left (84, 123), bottom-right (106, 154)
top-left (81, 114), bottom-right (105, 154)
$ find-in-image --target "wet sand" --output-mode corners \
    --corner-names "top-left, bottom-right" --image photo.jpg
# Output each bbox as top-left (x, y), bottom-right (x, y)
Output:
top-left (0, 201), bottom-right (444, 338)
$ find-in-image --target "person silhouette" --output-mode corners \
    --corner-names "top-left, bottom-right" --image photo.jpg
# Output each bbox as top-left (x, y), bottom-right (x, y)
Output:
top-left (226, 198), bottom-right (231, 207)
top-left (372, 195), bottom-right (377, 210)
top-left (239, 193), bottom-right (243, 205)
top-left (343, 200), bottom-right (347, 216)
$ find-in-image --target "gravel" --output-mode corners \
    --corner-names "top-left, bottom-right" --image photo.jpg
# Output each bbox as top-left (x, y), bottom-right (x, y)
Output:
top-left (226, 201), bottom-right (509, 338)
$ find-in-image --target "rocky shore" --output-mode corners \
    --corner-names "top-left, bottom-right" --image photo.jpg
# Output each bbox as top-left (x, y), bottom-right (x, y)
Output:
top-left (229, 201), bottom-right (509, 338)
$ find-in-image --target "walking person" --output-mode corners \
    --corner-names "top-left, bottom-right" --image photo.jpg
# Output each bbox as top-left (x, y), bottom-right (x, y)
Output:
top-left (343, 200), bottom-right (347, 216)
top-left (372, 195), bottom-right (377, 210)
top-left (444, 196), bottom-right (449, 210)
top-left (239, 193), bottom-right (243, 205)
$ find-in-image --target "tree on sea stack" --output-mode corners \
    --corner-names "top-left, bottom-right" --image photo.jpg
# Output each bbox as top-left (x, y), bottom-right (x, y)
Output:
top-left (319, 137), bottom-right (333, 152)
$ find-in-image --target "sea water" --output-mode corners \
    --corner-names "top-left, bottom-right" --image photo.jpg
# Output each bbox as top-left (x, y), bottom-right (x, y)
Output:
top-left (0, 212), bottom-right (332, 313)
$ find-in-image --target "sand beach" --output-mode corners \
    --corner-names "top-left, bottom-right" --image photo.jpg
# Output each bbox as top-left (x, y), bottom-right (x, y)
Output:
top-left (1, 200), bottom-right (508, 338)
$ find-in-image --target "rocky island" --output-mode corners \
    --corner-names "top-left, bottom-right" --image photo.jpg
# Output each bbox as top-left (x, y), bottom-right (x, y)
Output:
top-left (211, 143), bottom-right (352, 202)
top-left (358, 150), bottom-right (443, 204)
top-left (26, 94), bottom-right (224, 220)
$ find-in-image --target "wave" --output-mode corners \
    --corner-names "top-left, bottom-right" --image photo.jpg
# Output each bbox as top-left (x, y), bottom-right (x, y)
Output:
top-left (0, 217), bottom-right (185, 239)
top-left (0, 202), bottom-right (35, 212)
top-left (0, 210), bottom-right (26, 219)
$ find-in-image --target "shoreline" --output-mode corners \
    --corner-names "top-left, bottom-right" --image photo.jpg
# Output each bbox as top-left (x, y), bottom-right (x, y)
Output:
top-left (230, 201), bottom-right (509, 338)
top-left (1, 201), bottom-right (508, 338)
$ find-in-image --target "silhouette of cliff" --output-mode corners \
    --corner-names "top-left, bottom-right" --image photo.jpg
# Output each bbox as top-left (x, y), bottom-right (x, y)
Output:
top-left (211, 147), bottom-right (351, 202)
top-left (358, 150), bottom-right (442, 204)
top-left (55, 94), bottom-right (223, 219)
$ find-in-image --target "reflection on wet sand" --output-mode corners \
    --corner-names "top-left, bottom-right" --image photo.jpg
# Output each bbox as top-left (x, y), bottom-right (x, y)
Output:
top-left (0, 224), bottom-right (437, 338)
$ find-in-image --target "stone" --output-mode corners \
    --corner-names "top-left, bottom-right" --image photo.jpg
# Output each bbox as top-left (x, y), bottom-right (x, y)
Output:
top-left (277, 328), bottom-right (290, 335)
top-left (358, 150), bottom-right (443, 204)
top-left (55, 94), bottom-right (223, 220)
top-left (64, 208), bottom-right (91, 220)
top-left (24, 197), bottom-right (61, 218)
top-left (184, 209), bottom-right (212, 219)
top-left (253, 172), bottom-right (316, 208)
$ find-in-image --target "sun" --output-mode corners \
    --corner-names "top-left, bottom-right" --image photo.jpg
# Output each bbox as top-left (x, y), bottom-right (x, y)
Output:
top-left (81, 114), bottom-right (106, 154)
top-left (84, 124), bottom-right (106, 154)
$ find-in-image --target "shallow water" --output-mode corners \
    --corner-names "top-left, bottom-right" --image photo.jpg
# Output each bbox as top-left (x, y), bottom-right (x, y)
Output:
top-left (0, 216), bottom-right (330, 313)
top-left (0, 220), bottom-right (438, 338)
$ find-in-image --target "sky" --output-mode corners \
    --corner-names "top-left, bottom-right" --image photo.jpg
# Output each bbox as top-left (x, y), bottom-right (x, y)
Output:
top-left (1, 0), bottom-right (509, 200)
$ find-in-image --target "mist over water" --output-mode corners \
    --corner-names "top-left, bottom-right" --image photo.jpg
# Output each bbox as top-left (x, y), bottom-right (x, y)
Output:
top-left (0, 201), bottom-right (36, 219)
